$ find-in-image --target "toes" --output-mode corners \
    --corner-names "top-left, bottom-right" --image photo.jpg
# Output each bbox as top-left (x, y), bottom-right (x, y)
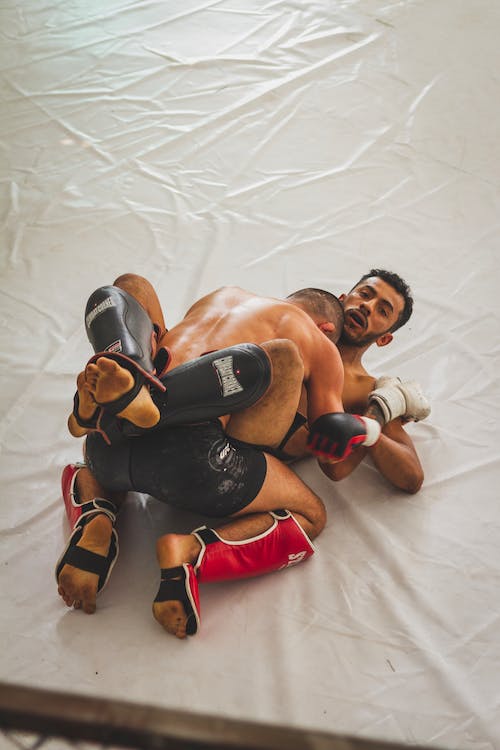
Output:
top-left (57, 566), bottom-right (98, 615)
top-left (153, 601), bottom-right (189, 638)
top-left (82, 599), bottom-right (96, 615)
top-left (58, 584), bottom-right (74, 608)
top-left (97, 357), bottom-right (119, 374)
top-left (85, 364), bottom-right (99, 388)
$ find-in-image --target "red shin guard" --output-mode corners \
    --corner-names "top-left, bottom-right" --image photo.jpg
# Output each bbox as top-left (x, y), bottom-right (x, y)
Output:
top-left (192, 510), bottom-right (315, 583)
top-left (61, 463), bottom-right (116, 528)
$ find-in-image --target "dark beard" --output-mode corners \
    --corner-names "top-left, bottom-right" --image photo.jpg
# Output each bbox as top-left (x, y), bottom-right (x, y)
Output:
top-left (339, 328), bottom-right (380, 348)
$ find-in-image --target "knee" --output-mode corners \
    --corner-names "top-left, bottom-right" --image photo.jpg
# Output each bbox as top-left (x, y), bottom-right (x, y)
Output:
top-left (306, 497), bottom-right (327, 539)
top-left (113, 273), bottom-right (147, 290)
top-left (261, 338), bottom-right (304, 380)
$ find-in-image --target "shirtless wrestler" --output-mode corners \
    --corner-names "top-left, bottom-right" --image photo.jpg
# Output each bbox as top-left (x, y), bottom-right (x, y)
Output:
top-left (287, 270), bottom-right (430, 494)
top-left (146, 270), bottom-right (429, 494)
top-left (129, 269), bottom-right (428, 494)
top-left (57, 275), bottom-right (380, 638)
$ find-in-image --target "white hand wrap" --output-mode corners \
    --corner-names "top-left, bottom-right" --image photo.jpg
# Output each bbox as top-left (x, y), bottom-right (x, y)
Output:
top-left (369, 376), bottom-right (431, 425)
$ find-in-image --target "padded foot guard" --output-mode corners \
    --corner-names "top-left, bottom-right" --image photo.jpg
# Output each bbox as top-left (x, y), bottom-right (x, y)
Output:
top-left (55, 522), bottom-right (119, 594)
top-left (57, 463), bottom-right (119, 593)
top-left (61, 463), bottom-right (117, 527)
top-left (84, 285), bottom-right (167, 410)
top-left (154, 564), bottom-right (200, 636)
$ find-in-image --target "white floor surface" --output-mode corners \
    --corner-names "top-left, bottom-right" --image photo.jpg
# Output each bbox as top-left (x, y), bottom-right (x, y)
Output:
top-left (1, 1), bottom-right (500, 748)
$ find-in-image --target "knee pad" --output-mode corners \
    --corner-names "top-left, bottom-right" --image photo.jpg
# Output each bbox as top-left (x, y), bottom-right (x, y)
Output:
top-left (151, 343), bottom-right (272, 427)
top-left (193, 509), bottom-right (315, 583)
top-left (84, 285), bottom-right (165, 391)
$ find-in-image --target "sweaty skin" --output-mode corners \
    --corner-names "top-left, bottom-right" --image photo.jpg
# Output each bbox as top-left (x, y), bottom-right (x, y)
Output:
top-left (262, 276), bottom-right (424, 492)
top-left (76, 284), bottom-right (345, 446)
top-left (61, 275), bottom-right (423, 634)
top-left (62, 280), bottom-right (343, 635)
top-left (74, 280), bottom-right (422, 489)
top-left (162, 286), bottom-right (345, 423)
top-left (322, 277), bottom-right (424, 493)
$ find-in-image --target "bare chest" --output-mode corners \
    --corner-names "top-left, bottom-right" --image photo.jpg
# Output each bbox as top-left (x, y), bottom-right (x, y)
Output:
top-left (342, 372), bottom-right (375, 414)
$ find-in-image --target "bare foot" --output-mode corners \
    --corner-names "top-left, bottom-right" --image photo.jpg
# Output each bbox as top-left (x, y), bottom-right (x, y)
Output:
top-left (86, 357), bottom-right (160, 428)
top-left (57, 513), bottom-right (113, 614)
top-left (67, 371), bottom-right (98, 437)
top-left (153, 533), bottom-right (201, 639)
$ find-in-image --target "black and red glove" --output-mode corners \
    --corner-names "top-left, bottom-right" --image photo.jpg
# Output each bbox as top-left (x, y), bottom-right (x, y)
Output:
top-left (307, 413), bottom-right (381, 462)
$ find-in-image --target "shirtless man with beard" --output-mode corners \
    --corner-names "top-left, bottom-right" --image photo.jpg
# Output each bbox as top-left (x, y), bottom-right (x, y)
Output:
top-left (57, 271), bottom-right (428, 637)
top-left (295, 269), bottom-right (429, 494)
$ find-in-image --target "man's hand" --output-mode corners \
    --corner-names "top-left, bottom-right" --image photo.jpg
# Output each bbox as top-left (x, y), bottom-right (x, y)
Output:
top-left (369, 376), bottom-right (431, 425)
top-left (307, 413), bottom-right (381, 462)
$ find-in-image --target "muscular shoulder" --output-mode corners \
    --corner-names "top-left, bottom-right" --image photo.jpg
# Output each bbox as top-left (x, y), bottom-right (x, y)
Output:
top-left (182, 286), bottom-right (252, 320)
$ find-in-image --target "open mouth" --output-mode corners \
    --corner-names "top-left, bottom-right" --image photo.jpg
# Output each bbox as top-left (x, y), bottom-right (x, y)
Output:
top-left (347, 310), bottom-right (367, 330)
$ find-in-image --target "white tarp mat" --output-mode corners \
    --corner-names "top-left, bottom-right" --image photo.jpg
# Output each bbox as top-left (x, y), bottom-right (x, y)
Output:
top-left (1, 1), bottom-right (499, 748)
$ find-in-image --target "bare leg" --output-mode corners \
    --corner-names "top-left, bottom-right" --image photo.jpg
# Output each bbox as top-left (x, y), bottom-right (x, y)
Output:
top-left (153, 454), bottom-right (326, 638)
top-left (57, 467), bottom-right (125, 614)
top-left (226, 339), bottom-right (304, 449)
top-left (113, 273), bottom-right (168, 342)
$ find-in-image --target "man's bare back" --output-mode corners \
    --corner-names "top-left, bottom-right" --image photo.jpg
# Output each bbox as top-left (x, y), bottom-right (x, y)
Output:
top-left (165, 288), bottom-right (325, 376)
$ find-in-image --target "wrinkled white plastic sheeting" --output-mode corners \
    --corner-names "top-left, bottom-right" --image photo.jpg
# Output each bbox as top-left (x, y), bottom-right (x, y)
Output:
top-left (1, 0), bottom-right (499, 748)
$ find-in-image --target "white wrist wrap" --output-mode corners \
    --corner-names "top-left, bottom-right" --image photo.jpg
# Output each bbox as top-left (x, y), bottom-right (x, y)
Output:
top-left (360, 416), bottom-right (381, 446)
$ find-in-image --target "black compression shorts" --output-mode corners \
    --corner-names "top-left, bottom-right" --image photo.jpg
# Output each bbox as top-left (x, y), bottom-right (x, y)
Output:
top-left (85, 420), bottom-right (267, 517)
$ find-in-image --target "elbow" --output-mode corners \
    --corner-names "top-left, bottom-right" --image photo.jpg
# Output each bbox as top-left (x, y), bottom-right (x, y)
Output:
top-left (401, 469), bottom-right (424, 495)
top-left (318, 460), bottom-right (349, 482)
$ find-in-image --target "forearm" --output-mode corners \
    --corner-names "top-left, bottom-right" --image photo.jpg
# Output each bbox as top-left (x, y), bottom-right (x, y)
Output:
top-left (315, 377), bottom-right (428, 490)
top-left (319, 429), bottom-right (423, 491)
top-left (368, 426), bottom-right (424, 493)
top-left (318, 446), bottom-right (367, 481)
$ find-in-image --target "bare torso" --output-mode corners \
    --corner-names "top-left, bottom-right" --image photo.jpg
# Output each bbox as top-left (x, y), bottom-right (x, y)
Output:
top-left (342, 371), bottom-right (376, 414)
top-left (163, 288), bottom-right (312, 370)
top-left (159, 286), bottom-right (345, 445)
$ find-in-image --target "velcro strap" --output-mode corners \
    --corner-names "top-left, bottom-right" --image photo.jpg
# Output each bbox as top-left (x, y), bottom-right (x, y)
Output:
top-left (77, 498), bottom-right (117, 526)
top-left (61, 544), bottom-right (108, 577)
top-left (270, 509), bottom-right (290, 520)
top-left (94, 370), bottom-right (145, 416)
top-left (193, 526), bottom-right (219, 545)
top-left (72, 392), bottom-right (99, 429)
top-left (154, 566), bottom-right (189, 603)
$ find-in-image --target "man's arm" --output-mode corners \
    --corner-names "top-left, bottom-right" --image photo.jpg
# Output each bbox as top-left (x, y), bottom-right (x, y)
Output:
top-left (318, 376), bottom-right (429, 492)
top-left (318, 417), bottom-right (424, 494)
top-left (303, 334), bottom-right (344, 422)
top-left (301, 331), bottom-right (381, 463)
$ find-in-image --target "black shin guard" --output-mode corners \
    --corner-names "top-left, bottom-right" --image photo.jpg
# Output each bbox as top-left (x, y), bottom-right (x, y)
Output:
top-left (149, 343), bottom-right (271, 428)
top-left (84, 285), bottom-right (166, 395)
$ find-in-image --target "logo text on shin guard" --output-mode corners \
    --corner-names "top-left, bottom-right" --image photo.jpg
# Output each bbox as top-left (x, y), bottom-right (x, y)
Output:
top-left (212, 355), bottom-right (244, 397)
top-left (279, 551), bottom-right (307, 570)
top-left (86, 297), bottom-right (116, 328)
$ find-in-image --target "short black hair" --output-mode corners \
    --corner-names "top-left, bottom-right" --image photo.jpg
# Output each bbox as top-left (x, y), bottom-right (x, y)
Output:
top-left (352, 269), bottom-right (413, 332)
top-left (287, 288), bottom-right (344, 342)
